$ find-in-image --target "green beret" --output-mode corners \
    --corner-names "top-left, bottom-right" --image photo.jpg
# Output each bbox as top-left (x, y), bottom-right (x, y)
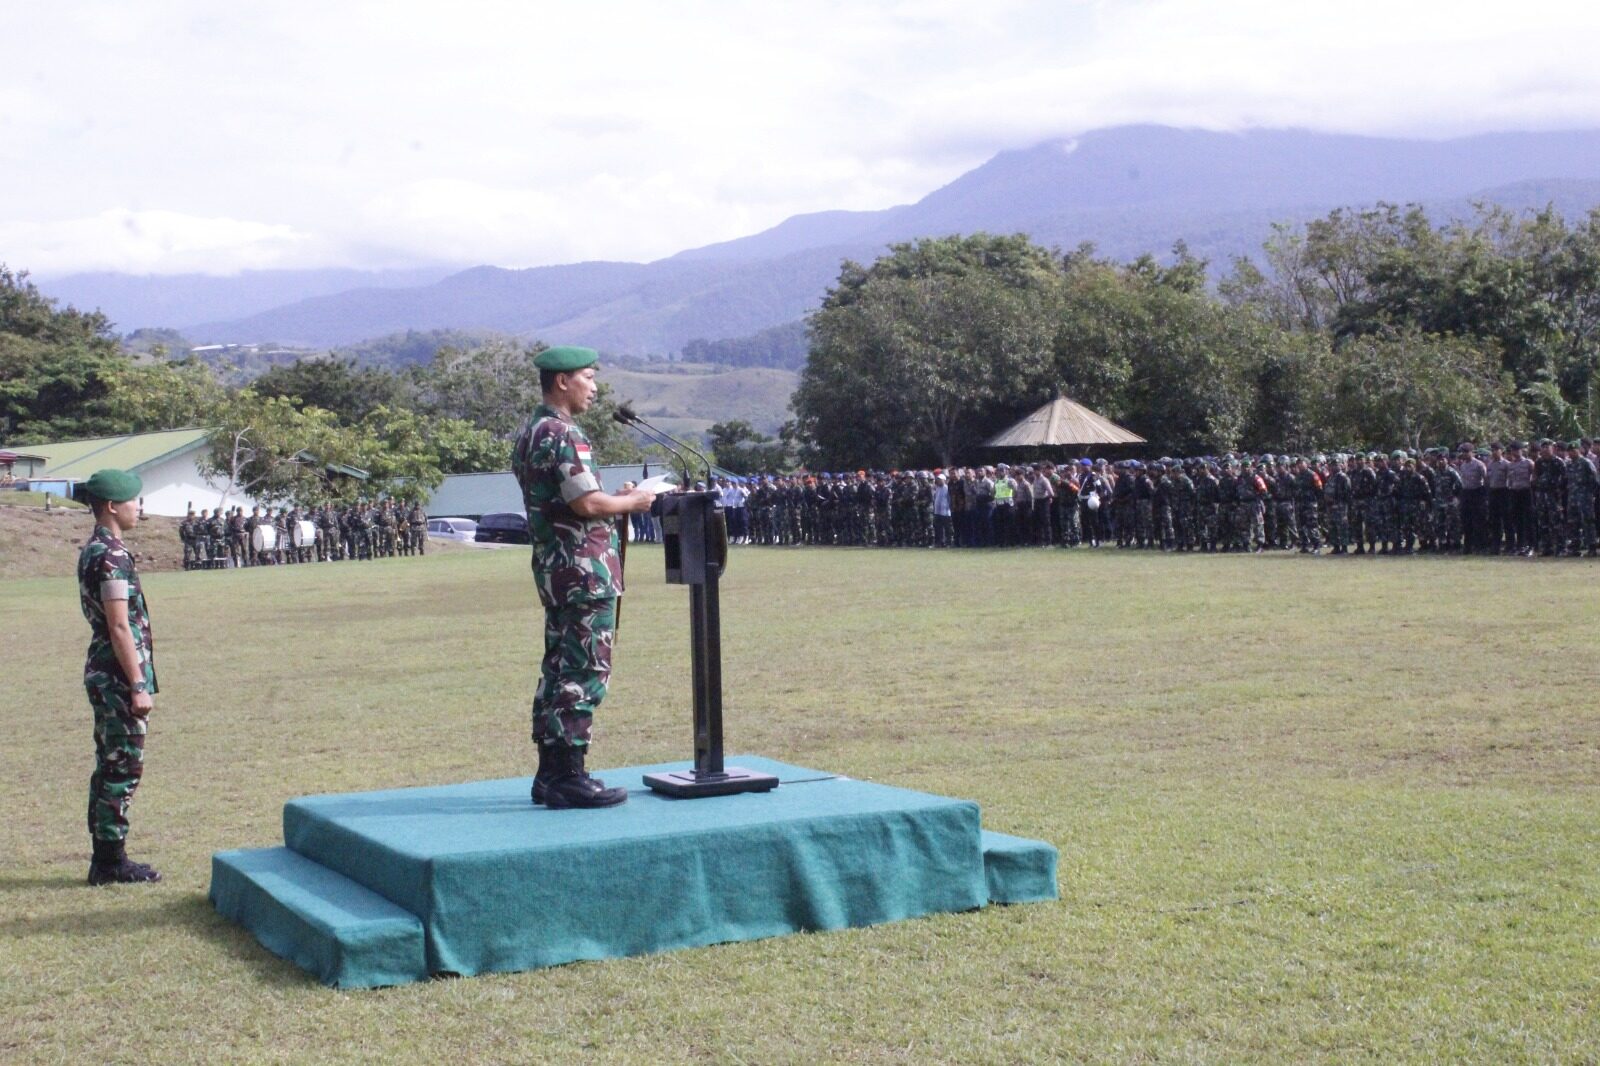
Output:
top-left (534, 345), bottom-right (599, 372)
top-left (83, 468), bottom-right (142, 503)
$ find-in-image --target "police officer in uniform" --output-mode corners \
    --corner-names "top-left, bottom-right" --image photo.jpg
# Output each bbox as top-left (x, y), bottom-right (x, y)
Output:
top-left (512, 346), bottom-right (654, 809)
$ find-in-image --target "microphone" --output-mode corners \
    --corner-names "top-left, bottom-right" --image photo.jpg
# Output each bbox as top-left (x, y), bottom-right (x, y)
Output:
top-left (614, 402), bottom-right (695, 484)
top-left (614, 400), bottom-right (715, 488)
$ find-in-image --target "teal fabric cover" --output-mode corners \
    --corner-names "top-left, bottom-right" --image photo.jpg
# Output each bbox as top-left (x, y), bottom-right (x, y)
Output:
top-left (210, 847), bottom-right (426, 988)
top-left (282, 757), bottom-right (989, 976)
top-left (980, 830), bottom-right (1060, 904)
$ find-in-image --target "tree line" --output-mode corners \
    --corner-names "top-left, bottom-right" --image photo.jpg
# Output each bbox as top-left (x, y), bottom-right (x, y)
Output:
top-left (792, 203), bottom-right (1600, 469)
top-left (0, 268), bottom-right (640, 505)
top-left (8, 198), bottom-right (1600, 491)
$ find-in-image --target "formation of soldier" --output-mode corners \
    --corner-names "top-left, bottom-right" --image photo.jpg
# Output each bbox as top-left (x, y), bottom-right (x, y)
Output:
top-left (723, 438), bottom-right (1600, 557)
top-left (178, 500), bottom-right (431, 569)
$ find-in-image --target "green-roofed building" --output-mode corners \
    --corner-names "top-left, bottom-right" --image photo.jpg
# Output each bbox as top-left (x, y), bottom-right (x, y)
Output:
top-left (22, 428), bottom-right (263, 516)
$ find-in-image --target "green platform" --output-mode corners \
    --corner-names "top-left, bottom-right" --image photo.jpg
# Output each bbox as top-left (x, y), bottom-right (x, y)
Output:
top-left (211, 757), bottom-right (1058, 988)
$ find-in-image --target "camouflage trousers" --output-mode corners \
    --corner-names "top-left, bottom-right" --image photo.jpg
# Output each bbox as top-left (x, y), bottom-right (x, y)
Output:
top-left (1275, 502), bottom-right (1297, 549)
top-left (87, 677), bottom-right (147, 843)
top-left (1535, 490), bottom-right (1565, 553)
top-left (1568, 491), bottom-right (1597, 552)
top-left (1325, 502), bottom-right (1350, 550)
top-left (1135, 500), bottom-right (1154, 546)
top-left (1396, 500), bottom-right (1423, 547)
top-left (534, 597), bottom-right (616, 749)
top-left (1369, 500), bottom-right (1394, 547)
top-left (1433, 499), bottom-right (1462, 551)
top-left (1171, 501), bottom-right (1194, 550)
top-left (1058, 502), bottom-right (1080, 546)
top-left (1296, 501), bottom-right (1321, 550)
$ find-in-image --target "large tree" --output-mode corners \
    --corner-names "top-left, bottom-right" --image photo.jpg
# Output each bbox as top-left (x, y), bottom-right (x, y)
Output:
top-left (251, 357), bottom-right (412, 424)
top-left (0, 266), bottom-right (127, 444)
top-left (796, 234), bottom-right (1062, 468)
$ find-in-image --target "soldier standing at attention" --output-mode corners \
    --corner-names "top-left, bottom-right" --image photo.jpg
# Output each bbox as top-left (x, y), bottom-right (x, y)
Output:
top-left (75, 470), bottom-right (162, 885)
top-left (179, 509), bottom-right (198, 570)
top-left (226, 506), bottom-right (246, 568)
top-left (1565, 440), bottom-right (1598, 555)
top-left (1533, 439), bottom-right (1567, 556)
top-left (1293, 456), bottom-right (1323, 554)
top-left (1323, 455), bottom-right (1353, 554)
top-left (513, 346), bottom-right (653, 810)
top-left (408, 502), bottom-right (428, 556)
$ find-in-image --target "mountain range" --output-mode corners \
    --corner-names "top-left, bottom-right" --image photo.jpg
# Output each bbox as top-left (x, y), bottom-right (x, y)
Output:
top-left (37, 126), bottom-right (1600, 356)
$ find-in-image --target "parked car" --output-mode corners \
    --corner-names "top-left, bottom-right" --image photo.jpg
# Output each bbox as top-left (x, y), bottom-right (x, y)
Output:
top-left (426, 517), bottom-right (478, 542)
top-left (474, 511), bottom-right (530, 545)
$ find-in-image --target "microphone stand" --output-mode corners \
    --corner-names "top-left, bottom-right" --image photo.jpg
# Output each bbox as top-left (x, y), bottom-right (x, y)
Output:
top-left (613, 405), bottom-right (712, 487)
top-left (613, 404), bottom-right (774, 799)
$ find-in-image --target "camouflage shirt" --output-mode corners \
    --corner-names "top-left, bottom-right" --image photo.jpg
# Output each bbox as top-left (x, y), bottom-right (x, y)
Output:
top-left (77, 525), bottom-right (158, 693)
top-left (512, 403), bottom-right (622, 607)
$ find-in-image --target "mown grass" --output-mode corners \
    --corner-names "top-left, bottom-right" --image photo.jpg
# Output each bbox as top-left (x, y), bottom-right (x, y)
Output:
top-left (2, 546), bottom-right (1597, 1064)
top-left (0, 490), bottom-right (83, 509)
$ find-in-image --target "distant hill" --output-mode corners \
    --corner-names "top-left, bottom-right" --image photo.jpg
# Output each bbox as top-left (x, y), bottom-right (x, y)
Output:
top-left (35, 266), bottom-right (458, 336)
top-left (37, 127), bottom-right (1600, 354)
top-left (598, 364), bottom-right (797, 438)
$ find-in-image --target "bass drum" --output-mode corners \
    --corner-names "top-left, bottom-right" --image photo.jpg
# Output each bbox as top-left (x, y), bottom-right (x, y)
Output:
top-left (250, 524), bottom-right (278, 553)
top-left (292, 520), bottom-right (318, 548)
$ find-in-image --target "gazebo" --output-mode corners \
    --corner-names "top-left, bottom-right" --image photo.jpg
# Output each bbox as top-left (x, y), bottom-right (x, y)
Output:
top-left (982, 392), bottom-right (1145, 453)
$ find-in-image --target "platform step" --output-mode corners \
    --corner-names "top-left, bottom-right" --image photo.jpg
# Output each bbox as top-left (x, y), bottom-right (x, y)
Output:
top-left (981, 830), bottom-right (1059, 903)
top-left (210, 847), bottom-right (427, 989)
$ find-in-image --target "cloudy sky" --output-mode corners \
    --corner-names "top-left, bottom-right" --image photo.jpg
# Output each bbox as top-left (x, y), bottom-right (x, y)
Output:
top-left (4, 0), bottom-right (1599, 277)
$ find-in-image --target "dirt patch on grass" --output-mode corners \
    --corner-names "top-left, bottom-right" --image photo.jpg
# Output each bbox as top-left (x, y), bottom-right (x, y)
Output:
top-left (0, 501), bottom-right (185, 579)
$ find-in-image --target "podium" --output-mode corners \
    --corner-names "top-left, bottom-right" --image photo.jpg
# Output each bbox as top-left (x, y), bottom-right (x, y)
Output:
top-left (642, 491), bottom-right (778, 799)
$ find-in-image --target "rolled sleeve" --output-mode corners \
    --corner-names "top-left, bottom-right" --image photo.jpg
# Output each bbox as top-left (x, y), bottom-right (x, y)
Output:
top-left (560, 470), bottom-right (601, 502)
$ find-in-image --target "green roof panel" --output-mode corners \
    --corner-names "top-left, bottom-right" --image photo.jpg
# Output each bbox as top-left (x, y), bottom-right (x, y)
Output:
top-left (27, 429), bottom-right (214, 479)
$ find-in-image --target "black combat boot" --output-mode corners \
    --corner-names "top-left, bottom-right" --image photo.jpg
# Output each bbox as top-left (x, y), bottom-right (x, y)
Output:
top-left (87, 839), bottom-right (160, 886)
top-left (542, 745), bottom-right (628, 809)
top-left (531, 742), bottom-right (555, 805)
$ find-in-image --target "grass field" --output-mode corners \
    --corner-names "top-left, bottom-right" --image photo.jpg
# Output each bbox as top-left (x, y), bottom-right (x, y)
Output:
top-left (3, 545), bottom-right (1597, 1064)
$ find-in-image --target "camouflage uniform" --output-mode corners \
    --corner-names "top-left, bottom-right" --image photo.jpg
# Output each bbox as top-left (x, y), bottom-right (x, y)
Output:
top-left (1431, 458), bottom-right (1464, 552)
top-left (1274, 469), bottom-right (1299, 550)
top-left (1294, 466), bottom-right (1322, 552)
top-left (513, 403), bottom-right (623, 750)
top-left (1566, 449), bottom-right (1598, 553)
top-left (228, 509), bottom-right (248, 568)
top-left (78, 525), bottom-right (158, 847)
top-left (1323, 462), bottom-right (1352, 553)
top-left (179, 514), bottom-right (199, 569)
top-left (408, 504), bottom-right (428, 556)
top-left (1534, 449), bottom-right (1567, 555)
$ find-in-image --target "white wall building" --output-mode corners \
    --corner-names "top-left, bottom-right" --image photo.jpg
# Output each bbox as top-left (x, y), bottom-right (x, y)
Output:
top-left (23, 428), bottom-right (263, 516)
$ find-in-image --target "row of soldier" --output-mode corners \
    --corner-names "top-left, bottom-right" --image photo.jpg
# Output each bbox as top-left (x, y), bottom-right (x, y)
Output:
top-left (178, 501), bottom-right (431, 569)
top-left (719, 437), bottom-right (1600, 556)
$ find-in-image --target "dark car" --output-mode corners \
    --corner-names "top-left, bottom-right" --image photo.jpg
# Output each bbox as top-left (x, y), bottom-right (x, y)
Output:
top-left (474, 511), bottom-right (530, 545)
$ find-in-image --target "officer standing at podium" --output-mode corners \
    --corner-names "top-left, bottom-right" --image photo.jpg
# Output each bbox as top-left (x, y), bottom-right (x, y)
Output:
top-left (513, 345), bottom-right (654, 809)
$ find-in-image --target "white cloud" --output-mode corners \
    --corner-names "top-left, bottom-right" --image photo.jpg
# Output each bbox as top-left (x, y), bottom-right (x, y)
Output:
top-left (0, 210), bottom-right (320, 275)
top-left (3, 0), bottom-right (1599, 275)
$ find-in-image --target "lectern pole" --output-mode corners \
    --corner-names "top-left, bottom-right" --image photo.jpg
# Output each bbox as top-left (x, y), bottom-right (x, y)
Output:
top-left (643, 491), bottom-right (777, 799)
